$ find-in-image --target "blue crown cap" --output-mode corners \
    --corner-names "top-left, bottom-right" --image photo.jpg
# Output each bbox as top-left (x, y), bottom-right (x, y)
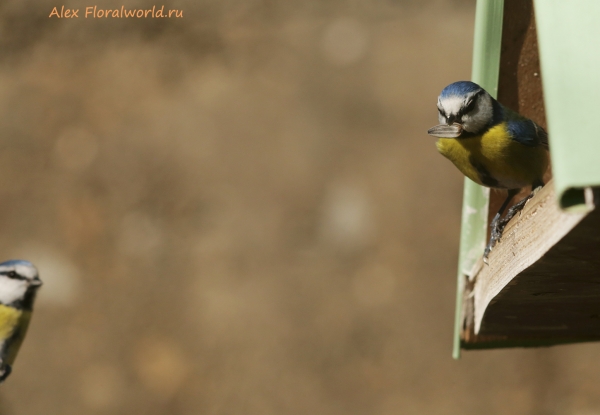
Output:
top-left (440, 81), bottom-right (483, 98)
top-left (0, 259), bottom-right (35, 267)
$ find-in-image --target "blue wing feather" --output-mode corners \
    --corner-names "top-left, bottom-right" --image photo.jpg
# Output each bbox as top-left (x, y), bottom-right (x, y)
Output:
top-left (504, 112), bottom-right (548, 149)
top-left (506, 119), bottom-right (538, 146)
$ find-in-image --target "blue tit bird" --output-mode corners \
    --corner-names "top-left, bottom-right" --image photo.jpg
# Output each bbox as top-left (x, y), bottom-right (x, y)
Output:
top-left (0, 260), bottom-right (42, 383)
top-left (427, 81), bottom-right (549, 260)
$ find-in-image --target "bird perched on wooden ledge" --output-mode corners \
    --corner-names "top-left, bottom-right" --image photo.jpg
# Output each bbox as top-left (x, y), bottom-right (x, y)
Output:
top-left (0, 260), bottom-right (42, 383)
top-left (427, 81), bottom-right (549, 261)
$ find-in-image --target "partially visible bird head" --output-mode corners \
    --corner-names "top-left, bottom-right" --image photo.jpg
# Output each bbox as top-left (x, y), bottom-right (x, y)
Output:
top-left (0, 260), bottom-right (42, 306)
top-left (433, 81), bottom-right (494, 136)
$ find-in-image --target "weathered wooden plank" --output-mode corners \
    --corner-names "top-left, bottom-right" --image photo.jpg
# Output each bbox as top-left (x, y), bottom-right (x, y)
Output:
top-left (460, 181), bottom-right (600, 348)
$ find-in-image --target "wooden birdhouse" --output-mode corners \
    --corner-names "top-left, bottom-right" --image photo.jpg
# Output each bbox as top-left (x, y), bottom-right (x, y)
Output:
top-left (454, 0), bottom-right (600, 356)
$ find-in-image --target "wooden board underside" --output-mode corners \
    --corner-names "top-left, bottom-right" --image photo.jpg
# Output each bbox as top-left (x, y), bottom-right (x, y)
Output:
top-left (461, 182), bottom-right (600, 348)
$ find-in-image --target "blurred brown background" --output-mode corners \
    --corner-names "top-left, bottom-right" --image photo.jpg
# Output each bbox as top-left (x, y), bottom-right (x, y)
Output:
top-left (0, 0), bottom-right (599, 414)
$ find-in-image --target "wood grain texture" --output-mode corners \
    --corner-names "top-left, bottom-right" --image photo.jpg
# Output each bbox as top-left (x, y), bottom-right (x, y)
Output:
top-left (460, 180), bottom-right (600, 348)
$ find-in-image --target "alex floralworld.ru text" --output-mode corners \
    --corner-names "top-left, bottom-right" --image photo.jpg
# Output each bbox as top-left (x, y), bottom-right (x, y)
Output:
top-left (49, 5), bottom-right (183, 18)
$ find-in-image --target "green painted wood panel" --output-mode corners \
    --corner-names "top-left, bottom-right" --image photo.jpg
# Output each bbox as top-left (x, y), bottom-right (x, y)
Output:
top-left (534, 0), bottom-right (600, 209)
top-left (452, 0), bottom-right (504, 359)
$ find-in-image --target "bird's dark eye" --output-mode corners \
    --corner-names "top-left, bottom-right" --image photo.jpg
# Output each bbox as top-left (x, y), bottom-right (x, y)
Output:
top-left (438, 107), bottom-right (445, 116)
top-left (463, 98), bottom-right (477, 114)
top-left (7, 271), bottom-right (18, 279)
top-left (463, 89), bottom-right (484, 115)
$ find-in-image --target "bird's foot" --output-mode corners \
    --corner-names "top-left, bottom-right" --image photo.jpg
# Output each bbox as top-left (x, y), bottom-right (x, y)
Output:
top-left (483, 186), bottom-right (542, 264)
top-left (484, 212), bottom-right (504, 263)
top-left (501, 189), bottom-right (538, 226)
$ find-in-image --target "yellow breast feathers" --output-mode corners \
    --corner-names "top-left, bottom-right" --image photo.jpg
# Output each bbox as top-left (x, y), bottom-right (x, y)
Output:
top-left (435, 122), bottom-right (548, 189)
top-left (0, 304), bottom-right (32, 366)
top-left (0, 304), bottom-right (22, 341)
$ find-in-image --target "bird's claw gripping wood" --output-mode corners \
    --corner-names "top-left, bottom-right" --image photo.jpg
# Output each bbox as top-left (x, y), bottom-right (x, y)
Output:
top-left (482, 186), bottom-right (542, 263)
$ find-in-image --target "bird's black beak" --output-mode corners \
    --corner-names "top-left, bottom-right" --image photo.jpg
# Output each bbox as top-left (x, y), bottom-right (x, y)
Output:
top-left (427, 123), bottom-right (463, 138)
top-left (30, 277), bottom-right (43, 287)
top-left (446, 114), bottom-right (456, 125)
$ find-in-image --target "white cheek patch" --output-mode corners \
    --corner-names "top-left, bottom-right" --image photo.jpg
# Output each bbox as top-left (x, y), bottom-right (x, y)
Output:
top-left (0, 277), bottom-right (28, 305)
top-left (462, 96), bottom-right (493, 133)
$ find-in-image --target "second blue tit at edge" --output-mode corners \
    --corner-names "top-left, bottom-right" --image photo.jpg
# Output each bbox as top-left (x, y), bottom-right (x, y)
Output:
top-left (0, 260), bottom-right (42, 383)
top-left (427, 81), bottom-right (549, 259)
